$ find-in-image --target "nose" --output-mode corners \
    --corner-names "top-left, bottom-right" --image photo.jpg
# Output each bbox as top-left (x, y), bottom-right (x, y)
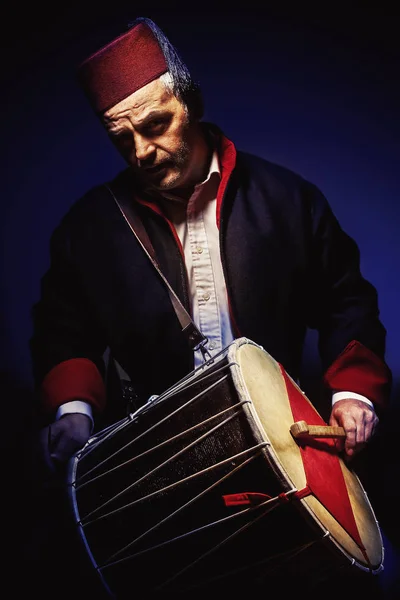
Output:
top-left (134, 133), bottom-right (156, 164)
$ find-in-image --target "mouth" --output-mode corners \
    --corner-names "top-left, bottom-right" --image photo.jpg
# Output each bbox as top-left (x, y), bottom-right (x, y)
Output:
top-left (143, 163), bottom-right (168, 174)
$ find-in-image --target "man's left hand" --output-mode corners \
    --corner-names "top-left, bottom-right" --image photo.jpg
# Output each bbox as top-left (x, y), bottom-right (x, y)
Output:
top-left (329, 399), bottom-right (378, 460)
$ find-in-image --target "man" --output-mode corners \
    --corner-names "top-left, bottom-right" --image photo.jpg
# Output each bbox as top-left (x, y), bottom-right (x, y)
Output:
top-left (29, 16), bottom-right (392, 599)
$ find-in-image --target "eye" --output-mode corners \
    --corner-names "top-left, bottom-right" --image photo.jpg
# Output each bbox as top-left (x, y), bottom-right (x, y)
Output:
top-left (109, 130), bottom-right (133, 150)
top-left (143, 117), bottom-right (169, 136)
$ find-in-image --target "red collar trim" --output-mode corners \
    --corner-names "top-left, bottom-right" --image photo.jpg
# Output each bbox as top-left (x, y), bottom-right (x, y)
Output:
top-left (135, 125), bottom-right (237, 236)
top-left (215, 132), bottom-right (237, 228)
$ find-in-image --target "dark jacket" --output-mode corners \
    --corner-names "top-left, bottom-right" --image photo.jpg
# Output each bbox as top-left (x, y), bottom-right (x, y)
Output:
top-left (30, 126), bottom-right (391, 427)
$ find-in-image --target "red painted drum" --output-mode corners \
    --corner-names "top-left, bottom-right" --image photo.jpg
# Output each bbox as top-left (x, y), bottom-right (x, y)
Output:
top-left (67, 337), bottom-right (383, 598)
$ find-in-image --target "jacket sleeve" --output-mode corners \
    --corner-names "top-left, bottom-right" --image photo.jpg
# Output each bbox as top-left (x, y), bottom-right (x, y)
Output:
top-left (303, 181), bottom-right (392, 414)
top-left (29, 218), bottom-right (107, 422)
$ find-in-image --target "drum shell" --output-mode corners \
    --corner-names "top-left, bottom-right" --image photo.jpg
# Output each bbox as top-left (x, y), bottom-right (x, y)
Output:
top-left (68, 339), bottom-right (383, 598)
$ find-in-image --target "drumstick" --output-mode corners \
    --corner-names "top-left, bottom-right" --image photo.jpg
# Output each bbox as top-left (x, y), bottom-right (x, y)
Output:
top-left (290, 420), bottom-right (346, 439)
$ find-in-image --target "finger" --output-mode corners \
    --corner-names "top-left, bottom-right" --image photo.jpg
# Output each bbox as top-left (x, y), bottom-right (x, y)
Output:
top-left (354, 412), bottom-right (376, 446)
top-left (351, 423), bottom-right (371, 456)
top-left (38, 426), bottom-right (59, 476)
top-left (50, 434), bottom-right (83, 463)
top-left (364, 421), bottom-right (375, 442)
top-left (329, 416), bottom-right (345, 452)
top-left (50, 444), bottom-right (74, 464)
top-left (343, 424), bottom-right (357, 457)
top-left (364, 413), bottom-right (379, 443)
top-left (355, 423), bottom-right (367, 445)
top-left (48, 420), bottom-right (64, 450)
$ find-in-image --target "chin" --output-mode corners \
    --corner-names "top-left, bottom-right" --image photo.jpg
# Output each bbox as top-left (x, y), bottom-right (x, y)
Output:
top-left (159, 172), bottom-right (183, 190)
top-left (144, 167), bottom-right (185, 193)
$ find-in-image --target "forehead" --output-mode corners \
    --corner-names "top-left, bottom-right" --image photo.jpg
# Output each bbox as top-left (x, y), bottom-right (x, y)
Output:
top-left (102, 77), bottom-right (182, 128)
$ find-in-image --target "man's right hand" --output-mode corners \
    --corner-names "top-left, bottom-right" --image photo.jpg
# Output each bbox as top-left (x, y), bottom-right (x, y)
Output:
top-left (39, 413), bottom-right (92, 473)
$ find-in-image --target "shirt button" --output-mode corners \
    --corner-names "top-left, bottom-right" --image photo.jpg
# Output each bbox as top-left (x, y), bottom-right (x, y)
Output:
top-left (203, 292), bottom-right (210, 301)
top-left (196, 246), bottom-right (203, 254)
top-left (208, 342), bottom-right (215, 350)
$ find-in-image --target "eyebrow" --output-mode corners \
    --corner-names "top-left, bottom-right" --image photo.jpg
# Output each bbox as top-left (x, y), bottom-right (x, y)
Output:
top-left (105, 109), bottom-right (170, 135)
top-left (135, 110), bottom-right (170, 127)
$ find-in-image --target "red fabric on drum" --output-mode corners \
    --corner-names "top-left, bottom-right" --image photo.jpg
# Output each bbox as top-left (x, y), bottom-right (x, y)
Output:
top-left (222, 492), bottom-right (272, 506)
top-left (279, 365), bottom-right (364, 551)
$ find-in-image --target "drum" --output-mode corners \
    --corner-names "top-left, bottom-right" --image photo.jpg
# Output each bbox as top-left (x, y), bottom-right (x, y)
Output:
top-left (66, 337), bottom-right (383, 598)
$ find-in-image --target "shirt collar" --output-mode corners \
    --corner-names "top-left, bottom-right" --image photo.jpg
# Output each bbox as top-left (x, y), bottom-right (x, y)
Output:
top-left (203, 149), bottom-right (221, 183)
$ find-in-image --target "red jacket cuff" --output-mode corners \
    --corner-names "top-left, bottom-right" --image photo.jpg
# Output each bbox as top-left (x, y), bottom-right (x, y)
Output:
top-left (40, 358), bottom-right (106, 415)
top-left (323, 340), bottom-right (391, 411)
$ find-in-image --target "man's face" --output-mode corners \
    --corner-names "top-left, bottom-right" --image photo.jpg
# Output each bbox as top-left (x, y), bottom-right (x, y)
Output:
top-left (102, 78), bottom-right (204, 194)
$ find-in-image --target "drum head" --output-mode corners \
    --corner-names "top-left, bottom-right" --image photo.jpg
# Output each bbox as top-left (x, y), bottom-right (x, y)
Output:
top-left (229, 338), bottom-right (383, 572)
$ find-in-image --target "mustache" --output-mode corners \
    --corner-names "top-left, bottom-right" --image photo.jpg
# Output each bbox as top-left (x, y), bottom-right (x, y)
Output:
top-left (139, 159), bottom-right (171, 170)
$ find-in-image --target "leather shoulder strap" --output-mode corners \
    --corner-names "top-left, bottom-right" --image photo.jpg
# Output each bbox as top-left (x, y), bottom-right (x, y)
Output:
top-left (104, 183), bottom-right (210, 357)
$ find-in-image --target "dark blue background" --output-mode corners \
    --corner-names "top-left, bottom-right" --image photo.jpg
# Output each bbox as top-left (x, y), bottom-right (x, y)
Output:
top-left (2, 2), bottom-right (399, 595)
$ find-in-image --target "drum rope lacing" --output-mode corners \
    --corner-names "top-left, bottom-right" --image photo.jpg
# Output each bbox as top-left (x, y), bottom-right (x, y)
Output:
top-left (77, 397), bottom-right (256, 523)
top-left (153, 530), bottom-right (333, 592)
top-left (74, 401), bottom-right (321, 580)
top-left (75, 361), bottom-right (239, 482)
top-left (77, 401), bottom-right (260, 522)
top-left (71, 356), bottom-right (316, 575)
top-left (94, 449), bottom-right (273, 567)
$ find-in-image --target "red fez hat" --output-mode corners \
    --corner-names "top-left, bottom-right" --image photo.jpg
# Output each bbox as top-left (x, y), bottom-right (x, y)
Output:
top-left (77, 22), bottom-right (168, 114)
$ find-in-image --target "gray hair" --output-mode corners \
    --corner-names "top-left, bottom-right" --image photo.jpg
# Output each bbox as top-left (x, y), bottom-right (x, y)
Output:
top-left (129, 17), bottom-right (204, 120)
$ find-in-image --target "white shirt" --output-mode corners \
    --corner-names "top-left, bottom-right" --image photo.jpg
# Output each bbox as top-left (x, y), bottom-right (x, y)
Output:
top-left (160, 151), bottom-right (234, 368)
top-left (57, 151), bottom-right (373, 423)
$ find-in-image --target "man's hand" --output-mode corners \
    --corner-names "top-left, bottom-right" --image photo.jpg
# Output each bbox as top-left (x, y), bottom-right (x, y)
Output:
top-left (39, 413), bottom-right (92, 473)
top-left (329, 399), bottom-right (378, 460)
